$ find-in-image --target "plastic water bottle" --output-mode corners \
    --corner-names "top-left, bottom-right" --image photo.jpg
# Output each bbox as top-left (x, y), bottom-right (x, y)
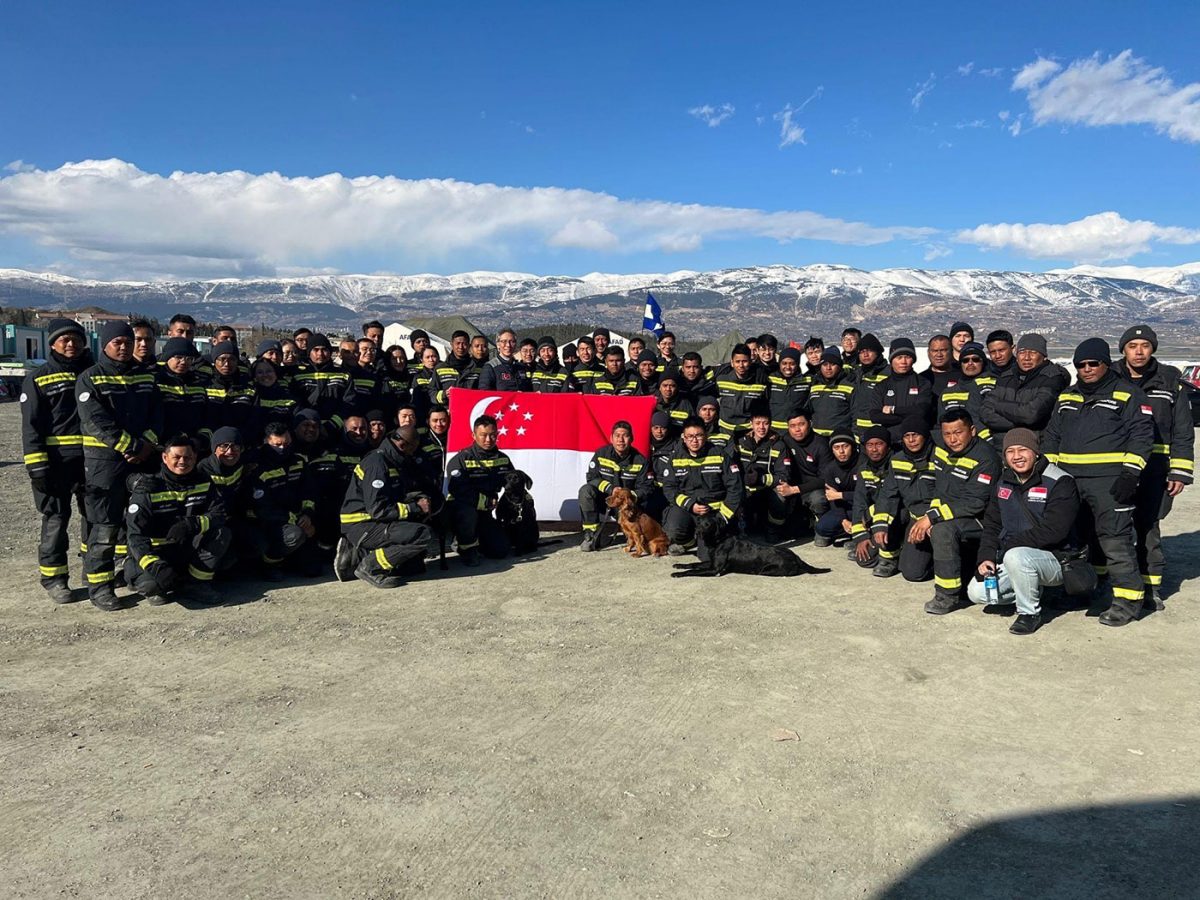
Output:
top-left (984, 573), bottom-right (1000, 604)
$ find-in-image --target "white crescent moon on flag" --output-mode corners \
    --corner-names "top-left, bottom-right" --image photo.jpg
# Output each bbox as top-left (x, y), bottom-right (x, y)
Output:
top-left (469, 395), bottom-right (503, 424)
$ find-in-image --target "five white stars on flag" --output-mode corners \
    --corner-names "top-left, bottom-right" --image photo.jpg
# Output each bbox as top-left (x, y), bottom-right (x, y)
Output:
top-left (495, 400), bottom-right (533, 439)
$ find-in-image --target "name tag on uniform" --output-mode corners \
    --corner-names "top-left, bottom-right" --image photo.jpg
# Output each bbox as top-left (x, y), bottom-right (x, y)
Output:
top-left (908, 387), bottom-right (919, 395)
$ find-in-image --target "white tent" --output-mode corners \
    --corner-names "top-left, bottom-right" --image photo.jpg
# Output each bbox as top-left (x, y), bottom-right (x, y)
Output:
top-left (557, 330), bottom-right (632, 358)
top-left (382, 323), bottom-right (453, 360)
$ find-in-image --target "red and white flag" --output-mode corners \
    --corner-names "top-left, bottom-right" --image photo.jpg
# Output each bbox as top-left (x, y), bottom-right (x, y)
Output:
top-left (446, 389), bottom-right (655, 521)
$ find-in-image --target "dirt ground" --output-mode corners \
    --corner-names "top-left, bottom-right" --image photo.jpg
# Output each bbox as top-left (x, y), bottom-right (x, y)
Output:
top-left (1, 402), bottom-right (1197, 899)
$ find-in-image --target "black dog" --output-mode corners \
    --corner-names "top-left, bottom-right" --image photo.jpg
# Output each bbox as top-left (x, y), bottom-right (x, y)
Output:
top-left (496, 471), bottom-right (541, 555)
top-left (671, 525), bottom-right (830, 578)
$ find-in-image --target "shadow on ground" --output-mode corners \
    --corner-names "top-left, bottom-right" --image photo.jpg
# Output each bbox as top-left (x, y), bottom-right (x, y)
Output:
top-left (876, 797), bottom-right (1200, 899)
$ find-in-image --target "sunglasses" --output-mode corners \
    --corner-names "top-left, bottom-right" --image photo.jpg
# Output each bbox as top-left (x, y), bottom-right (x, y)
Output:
top-left (1076, 360), bottom-right (1105, 370)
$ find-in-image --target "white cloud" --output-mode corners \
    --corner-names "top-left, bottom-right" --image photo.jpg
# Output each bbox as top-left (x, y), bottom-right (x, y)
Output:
top-left (957, 62), bottom-right (974, 76)
top-left (954, 210), bottom-right (1200, 262)
top-left (688, 103), bottom-right (735, 128)
top-left (923, 242), bottom-right (952, 261)
top-left (1012, 50), bottom-right (1200, 143)
top-left (979, 67), bottom-right (1005, 78)
top-left (773, 87), bottom-right (823, 149)
top-left (955, 119), bottom-right (987, 129)
top-left (1007, 115), bottom-right (1024, 137)
top-left (4, 160), bottom-right (37, 174)
top-left (0, 158), bottom-right (935, 278)
top-left (830, 166), bottom-right (862, 176)
top-left (911, 73), bottom-right (936, 110)
top-left (997, 110), bottom-right (1010, 121)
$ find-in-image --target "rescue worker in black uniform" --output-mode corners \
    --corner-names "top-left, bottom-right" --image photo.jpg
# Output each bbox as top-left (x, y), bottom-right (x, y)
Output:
top-left (197, 425), bottom-right (252, 572)
top-left (870, 416), bottom-right (937, 581)
top-left (1113, 325), bottom-right (1194, 609)
top-left (815, 431), bottom-right (859, 546)
top-left (654, 371), bottom-right (693, 429)
top-left (204, 341), bottom-right (258, 443)
top-left (381, 345), bottom-right (416, 419)
top-left (767, 347), bottom-right (812, 433)
top-left (124, 434), bottom-right (231, 606)
top-left (733, 404), bottom-right (780, 536)
top-left (808, 347), bottom-right (855, 437)
top-left (246, 422), bottom-right (318, 580)
top-left (978, 333), bottom-right (1070, 451)
top-left (661, 417), bottom-right (744, 560)
top-left (768, 408), bottom-right (832, 543)
top-left (531, 336), bottom-right (572, 392)
top-left (1042, 338), bottom-right (1156, 627)
top-left (647, 411), bottom-right (676, 522)
top-left (290, 333), bottom-right (352, 435)
top-left (568, 337), bottom-right (603, 393)
top-left (675, 352), bottom-right (717, 407)
top-left (632, 350), bottom-right (662, 397)
top-left (335, 424), bottom-right (438, 587)
top-left (869, 338), bottom-right (934, 444)
top-left (445, 414), bottom-right (516, 565)
top-left (850, 333), bottom-right (888, 437)
top-left (308, 415), bottom-right (374, 551)
top-left (578, 420), bottom-right (654, 551)
top-left (913, 410), bottom-right (1002, 616)
top-left (921, 334), bottom-right (961, 407)
top-left (593, 346), bottom-right (639, 395)
top-left (20, 318), bottom-right (93, 603)
top-left (478, 329), bottom-right (529, 392)
top-left (433, 330), bottom-right (474, 402)
top-left (935, 341), bottom-right (994, 441)
top-left (848, 425), bottom-right (893, 568)
top-left (250, 357), bottom-right (297, 440)
top-left (156, 338), bottom-right (207, 442)
top-left (77, 321), bottom-right (164, 610)
top-left (713, 344), bottom-right (768, 440)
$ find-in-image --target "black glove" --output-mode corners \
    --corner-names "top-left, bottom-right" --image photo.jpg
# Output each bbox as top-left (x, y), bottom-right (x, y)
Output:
top-left (743, 468), bottom-right (761, 488)
top-left (1110, 471), bottom-right (1140, 504)
top-left (166, 519), bottom-right (195, 544)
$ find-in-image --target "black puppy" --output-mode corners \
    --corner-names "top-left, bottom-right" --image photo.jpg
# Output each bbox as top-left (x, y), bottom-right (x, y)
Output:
top-left (496, 471), bottom-right (541, 555)
top-left (671, 524), bottom-right (830, 578)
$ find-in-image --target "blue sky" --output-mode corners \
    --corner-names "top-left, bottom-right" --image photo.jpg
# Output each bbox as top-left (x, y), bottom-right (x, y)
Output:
top-left (1, 0), bottom-right (1198, 280)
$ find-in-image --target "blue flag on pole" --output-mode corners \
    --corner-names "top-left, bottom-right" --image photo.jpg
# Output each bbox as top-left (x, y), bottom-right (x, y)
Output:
top-left (642, 292), bottom-right (665, 335)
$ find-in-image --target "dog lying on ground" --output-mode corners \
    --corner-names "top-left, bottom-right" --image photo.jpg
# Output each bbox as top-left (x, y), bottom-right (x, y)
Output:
top-left (671, 522), bottom-right (830, 578)
top-left (605, 487), bottom-right (669, 557)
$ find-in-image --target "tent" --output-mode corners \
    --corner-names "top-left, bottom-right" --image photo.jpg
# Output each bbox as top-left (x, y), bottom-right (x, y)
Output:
top-left (558, 330), bottom-right (632, 358)
top-left (382, 315), bottom-right (489, 359)
top-left (696, 330), bottom-right (743, 366)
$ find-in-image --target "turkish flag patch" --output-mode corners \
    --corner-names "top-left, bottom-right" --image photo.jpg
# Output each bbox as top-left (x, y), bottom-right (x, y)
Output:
top-left (998, 487), bottom-right (1012, 499)
top-left (977, 473), bottom-right (993, 484)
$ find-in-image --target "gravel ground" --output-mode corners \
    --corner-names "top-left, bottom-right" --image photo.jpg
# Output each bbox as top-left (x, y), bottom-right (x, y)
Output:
top-left (0, 402), bottom-right (1197, 899)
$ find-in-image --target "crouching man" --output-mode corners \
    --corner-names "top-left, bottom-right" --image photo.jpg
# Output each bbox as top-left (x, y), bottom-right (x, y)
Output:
top-left (124, 435), bottom-right (231, 606)
top-left (661, 417), bottom-right (744, 560)
top-left (446, 414), bottom-right (515, 566)
top-left (335, 425), bottom-right (436, 588)
top-left (968, 428), bottom-right (1082, 635)
top-left (578, 420), bottom-right (654, 551)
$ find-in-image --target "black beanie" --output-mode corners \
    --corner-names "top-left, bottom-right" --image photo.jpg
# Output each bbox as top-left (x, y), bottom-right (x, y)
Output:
top-left (47, 318), bottom-right (86, 344)
top-left (256, 339), bottom-right (282, 356)
top-left (161, 337), bottom-right (197, 360)
top-left (651, 411), bottom-right (671, 428)
top-left (637, 349), bottom-right (658, 365)
top-left (889, 337), bottom-right (916, 360)
top-left (99, 321), bottom-right (134, 347)
top-left (858, 333), bottom-right (885, 356)
top-left (209, 426), bottom-right (244, 448)
top-left (562, 343), bottom-right (577, 357)
top-left (211, 340), bottom-right (238, 360)
top-left (780, 347), bottom-right (802, 363)
top-left (1119, 324), bottom-right (1158, 352)
top-left (820, 347), bottom-right (843, 365)
top-left (950, 321), bottom-right (974, 339)
top-left (293, 408), bottom-right (320, 424)
top-left (862, 425), bottom-right (892, 446)
top-left (899, 415), bottom-right (931, 439)
top-left (308, 333), bottom-right (332, 350)
top-left (1072, 337), bottom-right (1112, 367)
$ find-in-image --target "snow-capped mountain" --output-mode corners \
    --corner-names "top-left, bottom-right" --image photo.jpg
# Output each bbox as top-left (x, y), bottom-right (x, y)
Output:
top-left (1, 262), bottom-right (1197, 342)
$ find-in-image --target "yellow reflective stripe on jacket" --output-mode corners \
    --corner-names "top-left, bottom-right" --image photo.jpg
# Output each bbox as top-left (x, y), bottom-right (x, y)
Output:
top-left (1054, 451), bottom-right (1145, 469)
top-left (340, 512), bottom-right (372, 524)
top-left (1169, 458), bottom-right (1194, 472)
top-left (24, 452), bottom-right (50, 465)
top-left (91, 374), bottom-right (156, 386)
top-left (45, 435), bottom-right (85, 446)
top-left (34, 371), bottom-right (77, 386)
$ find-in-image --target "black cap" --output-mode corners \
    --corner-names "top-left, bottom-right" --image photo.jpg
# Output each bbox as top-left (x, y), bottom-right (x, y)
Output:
top-left (1073, 337), bottom-right (1112, 367)
top-left (99, 321), bottom-right (134, 347)
top-left (47, 318), bottom-right (86, 344)
top-left (537, 335), bottom-right (556, 350)
top-left (858, 333), bottom-right (885, 356)
top-left (899, 415), bottom-right (931, 439)
top-left (950, 321), bottom-right (974, 339)
top-left (209, 426), bottom-right (244, 447)
top-left (562, 343), bottom-right (578, 357)
top-left (651, 411), bottom-right (672, 428)
top-left (958, 341), bottom-right (986, 361)
top-left (637, 349), bottom-right (657, 364)
top-left (820, 347), bottom-right (843, 365)
top-left (410, 329), bottom-right (429, 341)
top-left (593, 327), bottom-right (610, 339)
top-left (862, 425), bottom-right (892, 446)
top-left (308, 333), bottom-right (332, 350)
top-left (829, 431), bottom-right (856, 447)
top-left (293, 408), bottom-right (320, 424)
top-left (161, 337), bottom-right (197, 360)
top-left (780, 347), bottom-right (802, 363)
top-left (365, 408), bottom-right (387, 422)
top-left (1119, 324), bottom-right (1158, 352)
top-left (697, 397), bottom-right (719, 411)
top-left (889, 337), bottom-right (916, 360)
top-left (211, 340), bottom-right (237, 360)
top-left (1016, 333), bottom-right (1048, 356)
top-left (256, 339), bottom-right (282, 356)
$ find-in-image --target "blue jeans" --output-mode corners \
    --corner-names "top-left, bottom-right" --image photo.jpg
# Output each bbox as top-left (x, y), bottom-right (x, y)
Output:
top-left (967, 546), bottom-right (1063, 615)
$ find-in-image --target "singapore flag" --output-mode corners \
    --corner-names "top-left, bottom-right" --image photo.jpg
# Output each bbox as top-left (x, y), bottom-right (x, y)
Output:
top-left (447, 388), bottom-right (655, 521)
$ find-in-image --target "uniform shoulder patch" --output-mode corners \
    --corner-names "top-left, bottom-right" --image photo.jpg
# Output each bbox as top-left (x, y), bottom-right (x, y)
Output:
top-left (19, 392), bottom-right (27, 403)
top-left (127, 503), bottom-right (139, 513)
top-left (371, 479), bottom-right (385, 489)
top-left (78, 391), bottom-right (91, 402)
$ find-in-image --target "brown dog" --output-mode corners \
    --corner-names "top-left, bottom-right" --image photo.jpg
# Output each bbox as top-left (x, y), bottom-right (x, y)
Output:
top-left (605, 488), bottom-right (669, 558)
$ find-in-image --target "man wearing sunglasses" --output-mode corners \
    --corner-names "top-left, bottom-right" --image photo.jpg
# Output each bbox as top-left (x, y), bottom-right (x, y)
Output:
top-left (1041, 338), bottom-right (1155, 627)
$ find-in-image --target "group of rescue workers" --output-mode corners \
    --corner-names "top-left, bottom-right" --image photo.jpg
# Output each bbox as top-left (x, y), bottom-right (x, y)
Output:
top-left (20, 312), bottom-right (1193, 635)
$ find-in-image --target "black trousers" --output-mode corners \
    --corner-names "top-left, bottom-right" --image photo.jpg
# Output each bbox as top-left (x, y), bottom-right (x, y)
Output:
top-left (31, 458), bottom-right (87, 584)
top-left (346, 520), bottom-right (432, 585)
top-left (81, 453), bottom-right (133, 595)
top-left (1076, 475), bottom-right (1143, 614)
top-left (767, 487), bottom-right (829, 536)
top-left (662, 507), bottom-right (732, 562)
top-left (1134, 457), bottom-right (1173, 590)
top-left (930, 518), bottom-right (983, 601)
top-left (126, 526), bottom-right (232, 595)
